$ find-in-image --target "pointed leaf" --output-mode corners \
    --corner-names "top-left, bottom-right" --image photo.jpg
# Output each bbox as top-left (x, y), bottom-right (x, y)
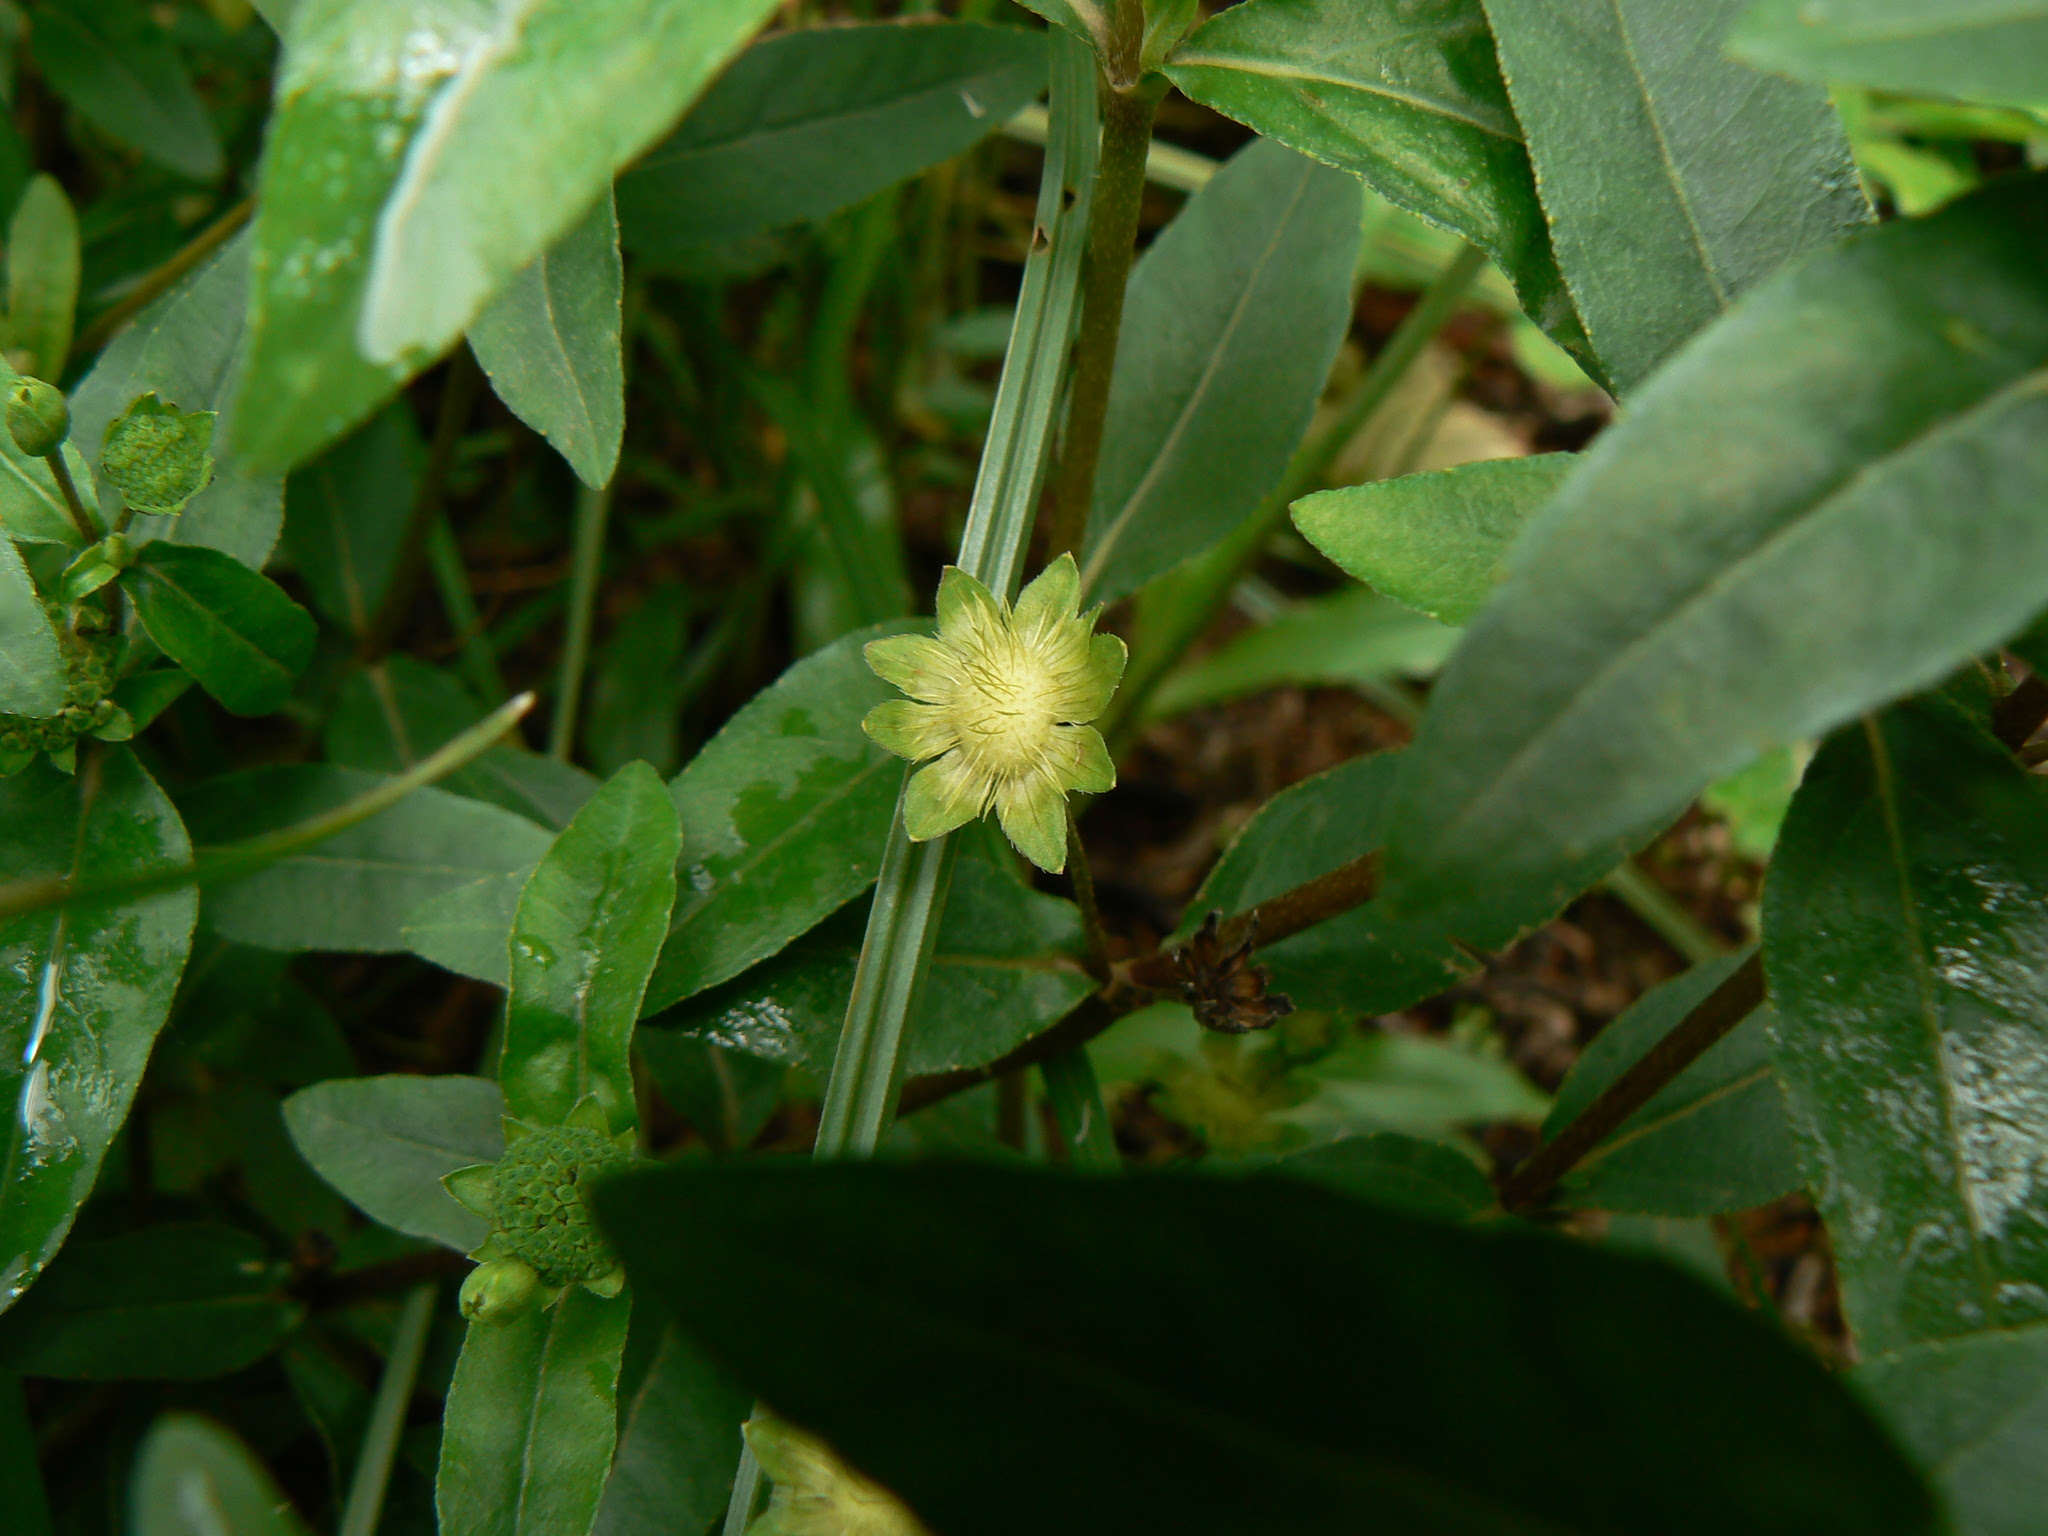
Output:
top-left (502, 763), bottom-right (682, 1132)
top-left (0, 752), bottom-right (195, 1316)
top-left (126, 542), bottom-right (315, 716)
top-left (282, 1074), bottom-right (506, 1251)
top-left (4, 176), bottom-right (78, 385)
top-left (1079, 137), bottom-right (1361, 601)
top-left (1379, 173), bottom-right (2048, 945)
top-left (595, 1161), bottom-right (1937, 1536)
top-left (469, 191), bottom-right (623, 488)
top-left (1766, 698), bottom-right (2048, 1353)
top-left (1479, 0), bottom-right (1870, 392)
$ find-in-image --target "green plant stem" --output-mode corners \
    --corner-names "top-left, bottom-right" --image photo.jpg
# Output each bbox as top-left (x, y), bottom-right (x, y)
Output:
top-left (1043, 79), bottom-right (1158, 559)
top-left (1043, 1047), bottom-right (1119, 1171)
top-left (364, 347), bottom-right (479, 662)
top-left (1602, 859), bottom-right (1726, 966)
top-left (337, 1283), bottom-right (436, 1536)
top-left (44, 450), bottom-right (98, 544)
top-left (70, 197), bottom-right (253, 364)
top-left (1064, 804), bottom-right (1111, 984)
top-left (1099, 243), bottom-right (1490, 755)
top-left (0, 692), bottom-right (534, 922)
top-left (426, 514), bottom-right (506, 703)
top-left (550, 477), bottom-right (611, 759)
top-left (721, 32), bottom-right (1104, 1536)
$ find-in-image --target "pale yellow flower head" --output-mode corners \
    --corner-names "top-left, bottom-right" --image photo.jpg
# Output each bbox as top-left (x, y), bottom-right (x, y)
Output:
top-left (862, 552), bottom-right (1126, 873)
top-left (743, 1411), bottom-right (932, 1536)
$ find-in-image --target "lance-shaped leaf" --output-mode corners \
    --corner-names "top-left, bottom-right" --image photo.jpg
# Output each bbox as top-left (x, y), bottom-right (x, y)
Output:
top-left (618, 21), bottom-right (1047, 260)
top-left (282, 1074), bottom-right (506, 1251)
top-left (1731, 0), bottom-right (2048, 112)
top-left (1079, 137), bottom-right (1360, 601)
top-left (1164, 0), bottom-right (1594, 374)
top-left (126, 543), bottom-right (315, 717)
top-left (1292, 453), bottom-right (1573, 625)
top-left (1766, 698), bottom-right (2048, 1355)
top-left (592, 1322), bottom-right (748, 1536)
top-left (1378, 173), bottom-right (2048, 947)
top-left (437, 1288), bottom-right (630, 1536)
top-left (29, 0), bottom-right (222, 182)
top-left (594, 1160), bottom-right (1937, 1536)
top-left (1543, 949), bottom-right (1801, 1217)
top-left (469, 191), bottom-right (623, 489)
top-left (0, 753), bottom-right (195, 1315)
top-left (502, 762), bottom-right (681, 1133)
top-left (5, 176), bottom-right (79, 386)
top-left (0, 534), bottom-right (63, 717)
top-left (132, 1416), bottom-right (308, 1536)
top-left (68, 233), bottom-right (284, 570)
top-left (1479, 0), bottom-right (1869, 393)
top-left (234, 0), bottom-right (781, 473)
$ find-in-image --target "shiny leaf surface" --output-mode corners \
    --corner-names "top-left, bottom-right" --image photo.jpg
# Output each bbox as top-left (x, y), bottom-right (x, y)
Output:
top-left (1380, 174), bottom-right (2048, 944)
top-left (1481, 0), bottom-right (1869, 392)
top-left (1079, 137), bottom-right (1360, 601)
top-left (282, 1074), bottom-right (506, 1251)
top-left (0, 752), bottom-right (195, 1315)
top-left (1766, 699), bottom-right (2048, 1353)
top-left (597, 1161), bottom-right (1937, 1536)
top-left (1292, 453), bottom-right (1572, 625)
top-left (502, 762), bottom-right (681, 1132)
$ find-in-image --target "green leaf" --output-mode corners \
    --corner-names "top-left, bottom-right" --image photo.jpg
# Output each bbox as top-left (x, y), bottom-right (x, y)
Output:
top-left (1378, 173), bottom-right (2048, 946)
top-left (437, 1288), bottom-right (630, 1536)
top-left (1292, 453), bottom-right (1573, 625)
top-left (403, 866), bottom-right (534, 987)
top-left (1858, 1323), bottom-right (2048, 1536)
top-left (468, 191), bottom-right (623, 489)
top-left (0, 1223), bottom-right (300, 1379)
top-left (28, 0), bottom-right (222, 181)
top-left (583, 586), bottom-right (690, 777)
top-left (4, 176), bottom-right (78, 385)
top-left (325, 657), bottom-right (598, 829)
top-left (1185, 752), bottom-right (1474, 1015)
top-left (596, 1160), bottom-right (1938, 1536)
top-left (1269, 1132), bottom-right (1497, 1219)
top-left (1145, 587), bottom-right (1457, 721)
top-left (1543, 949), bottom-right (1801, 1216)
top-left (617, 21), bottom-right (1047, 259)
top-left (635, 1033), bottom-right (784, 1154)
top-left (234, 0), bottom-right (781, 473)
top-left (1163, 0), bottom-right (1593, 374)
top-left (278, 401), bottom-right (421, 637)
top-left (68, 233), bottom-right (284, 569)
top-left (1078, 137), bottom-right (1361, 601)
top-left (591, 1322), bottom-right (748, 1536)
top-left (502, 762), bottom-right (681, 1132)
top-left (0, 1372), bottom-right (51, 1536)
top-left (1732, 0), bottom-right (2048, 111)
top-left (0, 751), bottom-right (195, 1316)
top-left (112, 667), bottom-right (193, 731)
top-left (1479, 0), bottom-right (1870, 393)
top-left (282, 1074), bottom-right (506, 1251)
top-left (657, 851), bottom-right (1092, 1078)
top-left (0, 533), bottom-right (63, 716)
top-left (1765, 698), bottom-right (2048, 1354)
top-left (175, 765), bottom-right (554, 953)
top-left (131, 1415), bottom-right (307, 1536)
top-left (643, 621), bottom-right (914, 1014)
top-left (126, 542), bottom-right (316, 716)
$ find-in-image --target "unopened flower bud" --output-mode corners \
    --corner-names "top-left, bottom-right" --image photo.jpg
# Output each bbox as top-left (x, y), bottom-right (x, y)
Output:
top-left (459, 1256), bottom-right (542, 1323)
top-left (8, 377), bottom-right (68, 458)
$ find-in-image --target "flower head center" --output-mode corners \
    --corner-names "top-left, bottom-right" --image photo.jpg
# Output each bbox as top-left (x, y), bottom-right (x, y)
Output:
top-left (955, 634), bottom-right (1061, 776)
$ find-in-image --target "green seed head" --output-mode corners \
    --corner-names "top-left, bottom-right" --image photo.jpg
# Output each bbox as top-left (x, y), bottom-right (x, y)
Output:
top-left (490, 1124), bottom-right (629, 1286)
top-left (100, 392), bottom-right (216, 514)
top-left (7, 378), bottom-right (68, 458)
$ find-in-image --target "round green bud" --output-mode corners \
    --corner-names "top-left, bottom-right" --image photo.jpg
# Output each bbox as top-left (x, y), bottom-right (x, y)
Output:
top-left (491, 1125), bottom-right (629, 1286)
top-left (459, 1256), bottom-right (542, 1323)
top-left (101, 392), bottom-right (215, 514)
top-left (7, 378), bottom-right (68, 458)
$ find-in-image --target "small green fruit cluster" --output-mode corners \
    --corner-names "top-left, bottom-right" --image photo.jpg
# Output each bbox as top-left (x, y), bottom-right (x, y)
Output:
top-left (0, 608), bottom-right (123, 773)
top-left (444, 1099), bottom-right (634, 1324)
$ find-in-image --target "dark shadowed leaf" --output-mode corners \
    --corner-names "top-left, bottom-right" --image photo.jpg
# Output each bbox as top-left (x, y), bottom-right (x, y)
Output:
top-left (1270, 1132), bottom-right (1496, 1219)
top-left (1379, 174), bottom-right (2048, 946)
top-left (592, 1323), bottom-right (747, 1536)
top-left (282, 1075), bottom-right (506, 1251)
top-left (30, 0), bottom-right (222, 182)
top-left (1766, 698), bottom-right (2048, 1354)
top-left (5, 177), bottom-right (78, 386)
top-left (131, 1415), bottom-right (307, 1536)
top-left (0, 1371), bottom-right (51, 1536)
top-left (126, 543), bottom-right (315, 717)
top-left (0, 1224), bottom-right (298, 1380)
top-left (1079, 137), bottom-right (1360, 601)
top-left (0, 752), bottom-right (195, 1316)
top-left (597, 1161), bottom-right (1936, 1536)
top-left (278, 403), bottom-right (422, 638)
top-left (1480, 0), bottom-right (1868, 392)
